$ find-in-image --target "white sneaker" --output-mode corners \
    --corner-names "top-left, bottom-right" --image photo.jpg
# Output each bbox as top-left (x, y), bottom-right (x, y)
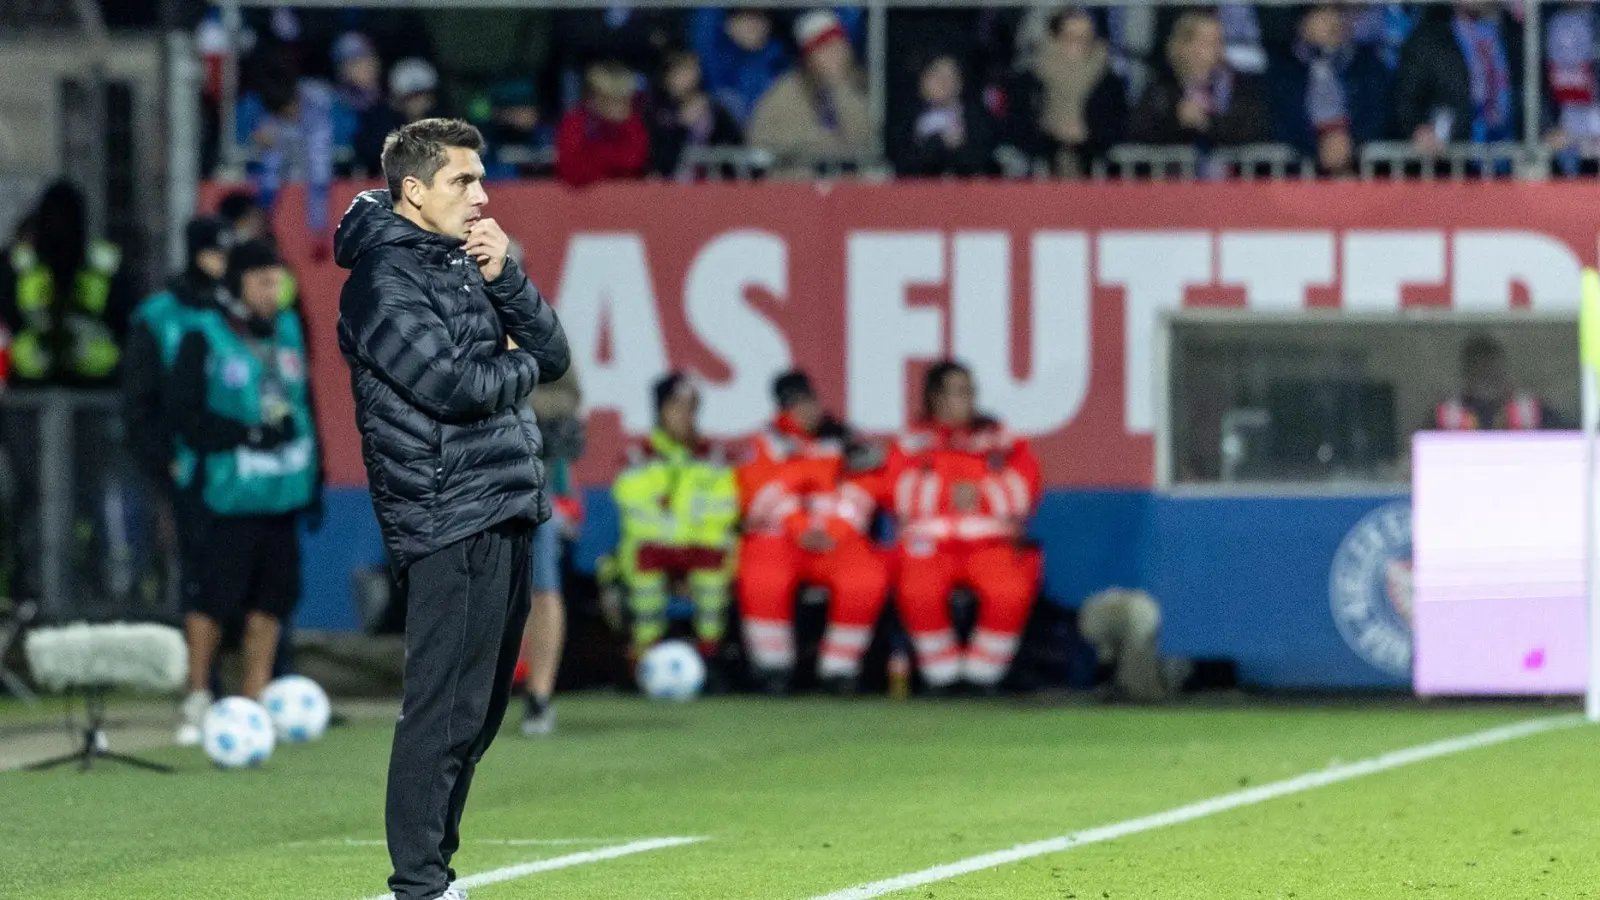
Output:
top-left (176, 689), bottom-right (211, 747)
top-left (520, 704), bottom-right (555, 737)
top-left (384, 886), bottom-right (466, 900)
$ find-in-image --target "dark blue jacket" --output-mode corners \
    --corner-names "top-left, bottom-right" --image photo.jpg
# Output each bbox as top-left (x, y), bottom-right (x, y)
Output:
top-left (691, 10), bottom-right (792, 127)
top-left (1267, 45), bottom-right (1393, 157)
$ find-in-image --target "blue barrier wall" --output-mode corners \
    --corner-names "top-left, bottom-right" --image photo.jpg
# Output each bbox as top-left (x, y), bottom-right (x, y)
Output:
top-left (300, 486), bottom-right (1411, 689)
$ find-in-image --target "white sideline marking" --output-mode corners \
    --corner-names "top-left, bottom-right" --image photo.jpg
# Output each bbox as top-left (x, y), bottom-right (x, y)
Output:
top-left (805, 715), bottom-right (1582, 900)
top-left (357, 836), bottom-right (704, 900)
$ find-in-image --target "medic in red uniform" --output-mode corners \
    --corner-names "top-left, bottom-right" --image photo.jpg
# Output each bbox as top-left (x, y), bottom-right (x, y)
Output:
top-left (737, 371), bottom-right (889, 693)
top-left (1433, 334), bottom-right (1565, 431)
top-left (886, 361), bottom-right (1042, 691)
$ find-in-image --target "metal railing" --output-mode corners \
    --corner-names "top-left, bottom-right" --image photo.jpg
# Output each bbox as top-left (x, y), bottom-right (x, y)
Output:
top-left (676, 146), bottom-right (774, 182)
top-left (1359, 141), bottom-right (1538, 180)
top-left (0, 389), bottom-right (180, 627)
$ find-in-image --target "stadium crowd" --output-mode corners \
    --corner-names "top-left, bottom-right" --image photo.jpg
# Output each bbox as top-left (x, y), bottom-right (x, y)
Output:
top-left (202, 0), bottom-right (1600, 197)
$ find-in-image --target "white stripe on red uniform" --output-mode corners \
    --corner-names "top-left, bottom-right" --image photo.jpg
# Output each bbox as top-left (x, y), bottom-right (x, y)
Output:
top-left (982, 477), bottom-right (1011, 519)
top-left (1002, 470), bottom-right (1032, 515)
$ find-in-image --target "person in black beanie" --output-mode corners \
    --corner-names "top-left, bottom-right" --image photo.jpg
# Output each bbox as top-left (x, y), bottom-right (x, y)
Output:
top-left (125, 216), bottom-right (233, 490)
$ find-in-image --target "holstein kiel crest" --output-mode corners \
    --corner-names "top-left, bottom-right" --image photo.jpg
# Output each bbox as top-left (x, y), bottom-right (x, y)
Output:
top-left (1328, 501), bottom-right (1413, 678)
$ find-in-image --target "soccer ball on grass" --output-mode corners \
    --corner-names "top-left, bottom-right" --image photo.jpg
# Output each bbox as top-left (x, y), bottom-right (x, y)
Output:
top-left (261, 675), bottom-right (333, 743)
top-left (202, 696), bottom-right (276, 768)
top-left (637, 640), bottom-right (707, 701)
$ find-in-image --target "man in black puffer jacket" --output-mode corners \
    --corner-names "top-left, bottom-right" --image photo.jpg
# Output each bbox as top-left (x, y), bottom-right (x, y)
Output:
top-left (335, 117), bottom-right (568, 900)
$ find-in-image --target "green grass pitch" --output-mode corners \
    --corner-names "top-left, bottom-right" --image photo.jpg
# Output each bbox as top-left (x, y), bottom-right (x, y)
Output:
top-left (3, 696), bottom-right (1597, 900)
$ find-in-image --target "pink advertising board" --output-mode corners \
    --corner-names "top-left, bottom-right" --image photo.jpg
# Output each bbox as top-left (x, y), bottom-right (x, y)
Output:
top-left (1412, 431), bottom-right (1589, 695)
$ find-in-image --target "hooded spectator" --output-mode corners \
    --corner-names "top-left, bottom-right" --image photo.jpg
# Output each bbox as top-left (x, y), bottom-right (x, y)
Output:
top-left (556, 60), bottom-right (650, 188)
top-left (1011, 8), bottom-right (1129, 176)
top-left (331, 32), bottom-right (384, 168)
top-left (692, 8), bottom-right (793, 127)
top-left (747, 10), bottom-right (873, 175)
top-left (353, 57), bottom-right (441, 175)
top-left (1392, 2), bottom-right (1524, 152)
top-left (649, 49), bottom-right (745, 177)
top-left (1129, 9), bottom-right (1271, 149)
top-left (891, 54), bottom-right (997, 176)
top-left (1267, 4), bottom-right (1392, 174)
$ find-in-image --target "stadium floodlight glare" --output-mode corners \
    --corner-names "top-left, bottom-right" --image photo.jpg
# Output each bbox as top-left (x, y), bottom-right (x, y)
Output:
top-left (1582, 268), bottom-right (1600, 721)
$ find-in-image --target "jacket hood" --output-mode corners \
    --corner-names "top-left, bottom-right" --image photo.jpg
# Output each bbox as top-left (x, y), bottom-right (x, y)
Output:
top-left (334, 188), bottom-right (455, 269)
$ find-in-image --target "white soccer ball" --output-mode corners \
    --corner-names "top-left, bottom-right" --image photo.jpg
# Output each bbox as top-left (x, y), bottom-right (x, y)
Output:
top-left (202, 696), bottom-right (276, 769)
top-left (637, 640), bottom-right (707, 701)
top-left (261, 675), bottom-right (332, 743)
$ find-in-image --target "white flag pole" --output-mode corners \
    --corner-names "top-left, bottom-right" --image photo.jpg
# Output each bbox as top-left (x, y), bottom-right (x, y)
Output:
top-left (1580, 268), bottom-right (1600, 721)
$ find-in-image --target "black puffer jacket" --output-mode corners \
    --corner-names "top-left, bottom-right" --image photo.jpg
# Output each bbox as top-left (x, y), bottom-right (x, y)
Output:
top-left (335, 189), bottom-right (570, 572)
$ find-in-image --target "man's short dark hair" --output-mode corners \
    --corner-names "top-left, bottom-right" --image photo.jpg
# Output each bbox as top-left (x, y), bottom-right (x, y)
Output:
top-left (381, 118), bottom-right (485, 202)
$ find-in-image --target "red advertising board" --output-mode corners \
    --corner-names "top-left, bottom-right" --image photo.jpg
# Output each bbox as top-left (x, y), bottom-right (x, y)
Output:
top-left (204, 180), bottom-right (1600, 489)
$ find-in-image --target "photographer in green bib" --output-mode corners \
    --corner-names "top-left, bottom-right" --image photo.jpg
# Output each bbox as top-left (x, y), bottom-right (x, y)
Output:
top-left (167, 239), bottom-right (323, 744)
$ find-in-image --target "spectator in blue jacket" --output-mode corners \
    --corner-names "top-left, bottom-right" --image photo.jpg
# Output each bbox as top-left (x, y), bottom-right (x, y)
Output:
top-left (1268, 4), bottom-right (1392, 175)
top-left (236, 51), bottom-right (334, 242)
top-left (692, 8), bottom-right (793, 127)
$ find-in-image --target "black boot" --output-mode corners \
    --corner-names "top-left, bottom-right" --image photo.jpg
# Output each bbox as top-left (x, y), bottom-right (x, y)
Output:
top-left (819, 673), bottom-right (858, 697)
top-left (755, 668), bottom-right (791, 696)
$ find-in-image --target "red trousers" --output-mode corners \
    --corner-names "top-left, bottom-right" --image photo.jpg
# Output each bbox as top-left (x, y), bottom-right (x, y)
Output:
top-left (896, 541), bottom-right (1041, 687)
top-left (738, 533), bottom-right (890, 677)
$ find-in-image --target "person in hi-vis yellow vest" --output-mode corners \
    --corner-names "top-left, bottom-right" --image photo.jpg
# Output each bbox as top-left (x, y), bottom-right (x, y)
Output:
top-left (612, 373), bottom-right (739, 662)
top-left (0, 182), bottom-right (133, 386)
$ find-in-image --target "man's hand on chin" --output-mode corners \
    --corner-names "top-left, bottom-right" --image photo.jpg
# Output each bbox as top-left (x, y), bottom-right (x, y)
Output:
top-left (465, 218), bottom-right (510, 281)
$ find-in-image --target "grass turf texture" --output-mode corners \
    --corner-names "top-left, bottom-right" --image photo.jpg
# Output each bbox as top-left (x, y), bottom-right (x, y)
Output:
top-left (1, 696), bottom-right (1592, 900)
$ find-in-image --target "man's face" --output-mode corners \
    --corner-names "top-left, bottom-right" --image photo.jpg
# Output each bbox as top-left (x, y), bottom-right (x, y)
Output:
top-left (1184, 21), bottom-right (1224, 76)
top-left (496, 105), bottom-right (540, 133)
top-left (661, 392), bottom-right (699, 441)
top-left (233, 209), bottom-right (266, 242)
top-left (591, 91), bottom-right (634, 123)
top-left (666, 56), bottom-right (702, 99)
top-left (1301, 7), bottom-right (1347, 49)
top-left (1465, 356), bottom-right (1511, 402)
top-left (342, 55), bottom-right (381, 92)
top-left (240, 267), bottom-right (283, 320)
top-left (405, 146), bottom-right (488, 240)
top-left (789, 395), bottom-right (823, 433)
top-left (806, 38), bottom-right (853, 85)
top-left (400, 91), bottom-right (438, 122)
top-left (920, 57), bottom-right (961, 106)
top-left (726, 11), bottom-right (770, 52)
top-left (1057, 13), bottom-right (1095, 58)
top-left (196, 248), bottom-right (227, 280)
top-left (932, 370), bottom-right (976, 426)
